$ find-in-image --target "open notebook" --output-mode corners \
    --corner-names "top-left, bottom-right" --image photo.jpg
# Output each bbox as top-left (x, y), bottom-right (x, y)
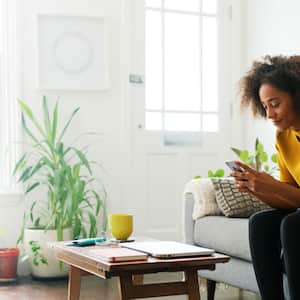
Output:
top-left (121, 241), bottom-right (214, 259)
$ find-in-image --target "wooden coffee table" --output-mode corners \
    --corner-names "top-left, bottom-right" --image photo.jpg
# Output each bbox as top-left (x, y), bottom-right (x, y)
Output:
top-left (53, 243), bottom-right (229, 300)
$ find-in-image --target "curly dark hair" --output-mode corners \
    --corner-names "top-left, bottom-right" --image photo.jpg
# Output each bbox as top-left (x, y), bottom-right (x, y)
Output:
top-left (239, 55), bottom-right (300, 117)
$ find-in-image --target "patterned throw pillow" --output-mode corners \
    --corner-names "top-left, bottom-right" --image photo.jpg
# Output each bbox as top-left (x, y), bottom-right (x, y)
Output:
top-left (211, 178), bottom-right (270, 217)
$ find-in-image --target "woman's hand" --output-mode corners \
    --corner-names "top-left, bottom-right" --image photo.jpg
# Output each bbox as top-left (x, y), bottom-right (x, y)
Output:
top-left (230, 161), bottom-right (277, 195)
top-left (230, 161), bottom-right (299, 209)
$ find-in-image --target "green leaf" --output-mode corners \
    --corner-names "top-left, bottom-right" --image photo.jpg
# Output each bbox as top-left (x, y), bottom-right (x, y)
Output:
top-left (194, 175), bottom-right (201, 179)
top-left (255, 137), bottom-right (260, 150)
top-left (91, 191), bottom-right (101, 215)
top-left (264, 165), bottom-right (270, 172)
top-left (41, 257), bottom-right (48, 265)
top-left (73, 217), bottom-right (82, 239)
top-left (207, 170), bottom-right (214, 177)
top-left (52, 102), bottom-right (58, 144)
top-left (256, 143), bottom-right (264, 153)
top-left (260, 151), bottom-right (268, 162)
top-left (17, 213), bottom-right (26, 246)
top-left (33, 257), bottom-right (39, 266)
top-left (230, 147), bottom-right (242, 157)
top-left (30, 160), bottom-right (45, 178)
top-left (88, 213), bottom-right (97, 237)
top-left (20, 113), bottom-right (50, 156)
top-left (240, 150), bottom-right (249, 162)
top-left (42, 96), bottom-right (52, 140)
top-left (57, 107), bottom-right (80, 143)
top-left (215, 169), bottom-right (225, 177)
top-left (29, 202), bottom-right (37, 222)
top-left (18, 166), bottom-right (33, 183)
top-left (73, 164), bottom-right (81, 178)
top-left (271, 153), bottom-right (278, 163)
top-left (34, 217), bottom-right (41, 227)
top-left (13, 153), bottom-right (27, 175)
top-left (72, 148), bottom-right (92, 174)
top-left (21, 113), bottom-right (40, 145)
top-left (18, 99), bottom-right (46, 138)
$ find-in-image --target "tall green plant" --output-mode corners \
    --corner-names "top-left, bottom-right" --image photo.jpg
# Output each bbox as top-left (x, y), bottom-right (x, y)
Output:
top-left (14, 97), bottom-right (106, 244)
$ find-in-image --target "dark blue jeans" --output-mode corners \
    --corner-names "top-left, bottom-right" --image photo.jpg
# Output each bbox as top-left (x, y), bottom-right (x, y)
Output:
top-left (249, 209), bottom-right (300, 300)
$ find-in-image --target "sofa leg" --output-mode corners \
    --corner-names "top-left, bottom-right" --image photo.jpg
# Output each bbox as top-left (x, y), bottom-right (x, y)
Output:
top-left (207, 279), bottom-right (216, 300)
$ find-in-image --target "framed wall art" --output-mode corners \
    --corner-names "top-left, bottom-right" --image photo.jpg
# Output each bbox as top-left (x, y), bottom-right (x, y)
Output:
top-left (37, 14), bottom-right (109, 90)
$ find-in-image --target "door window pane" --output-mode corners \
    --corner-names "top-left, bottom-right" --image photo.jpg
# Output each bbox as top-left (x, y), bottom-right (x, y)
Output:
top-left (164, 13), bottom-right (200, 111)
top-left (145, 10), bottom-right (162, 110)
top-left (165, 113), bottom-right (200, 131)
top-left (146, 0), bottom-right (161, 8)
top-left (202, 17), bottom-right (218, 112)
top-left (203, 114), bottom-right (218, 132)
top-left (165, 0), bottom-right (199, 12)
top-left (202, 0), bottom-right (217, 14)
top-left (146, 112), bottom-right (162, 130)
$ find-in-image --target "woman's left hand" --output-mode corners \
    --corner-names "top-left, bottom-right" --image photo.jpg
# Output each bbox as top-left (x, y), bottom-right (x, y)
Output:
top-left (230, 161), bottom-right (277, 194)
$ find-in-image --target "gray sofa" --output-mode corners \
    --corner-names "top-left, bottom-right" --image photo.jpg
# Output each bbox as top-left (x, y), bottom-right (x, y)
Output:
top-left (183, 187), bottom-right (290, 300)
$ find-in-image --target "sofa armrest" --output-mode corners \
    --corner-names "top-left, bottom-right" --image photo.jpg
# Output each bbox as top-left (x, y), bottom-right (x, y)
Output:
top-left (183, 192), bottom-right (195, 244)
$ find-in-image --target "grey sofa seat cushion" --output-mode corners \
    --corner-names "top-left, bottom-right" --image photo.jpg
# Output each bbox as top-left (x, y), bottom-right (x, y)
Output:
top-left (199, 257), bottom-right (259, 293)
top-left (194, 215), bottom-right (251, 261)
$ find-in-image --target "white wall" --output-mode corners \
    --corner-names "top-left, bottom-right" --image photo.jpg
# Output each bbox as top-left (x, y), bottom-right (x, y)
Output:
top-left (244, 0), bottom-right (300, 153)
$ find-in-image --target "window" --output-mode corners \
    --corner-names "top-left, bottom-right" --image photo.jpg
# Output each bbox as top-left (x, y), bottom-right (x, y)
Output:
top-left (0, 0), bottom-right (20, 192)
top-left (144, 0), bottom-right (219, 132)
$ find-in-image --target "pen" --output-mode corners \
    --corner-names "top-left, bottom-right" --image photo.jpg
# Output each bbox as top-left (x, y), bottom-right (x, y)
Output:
top-left (72, 237), bottom-right (106, 246)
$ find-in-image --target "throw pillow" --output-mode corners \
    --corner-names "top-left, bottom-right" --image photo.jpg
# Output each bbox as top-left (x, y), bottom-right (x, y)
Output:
top-left (184, 178), bottom-right (222, 220)
top-left (211, 177), bottom-right (270, 217)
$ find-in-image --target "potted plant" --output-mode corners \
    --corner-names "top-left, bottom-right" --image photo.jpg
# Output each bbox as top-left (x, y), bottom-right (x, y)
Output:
top-left (231, 137), bottom-right (278, 173)
top-left (14, 97), bottom-right (107, 278)
top-left (0, 230), bottom-right (19, 282)
top-left (194, 138), bottom-right (278, 179)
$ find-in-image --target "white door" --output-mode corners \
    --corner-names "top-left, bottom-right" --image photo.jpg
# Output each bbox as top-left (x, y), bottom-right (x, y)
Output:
top-left (124, 0), bottom-right (234, 240)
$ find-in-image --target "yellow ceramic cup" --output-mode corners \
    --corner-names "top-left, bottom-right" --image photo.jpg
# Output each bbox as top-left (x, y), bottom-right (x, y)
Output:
top-left (108, 214), bottom-right (133, 240)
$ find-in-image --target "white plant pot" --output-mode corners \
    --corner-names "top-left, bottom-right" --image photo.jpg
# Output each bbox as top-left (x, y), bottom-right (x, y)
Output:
top-left (24, 228), bottom-right (72, 278)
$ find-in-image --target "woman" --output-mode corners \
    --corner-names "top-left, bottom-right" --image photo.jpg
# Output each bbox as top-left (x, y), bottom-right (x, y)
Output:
top-left (231, 55), bottom-right (300, 300)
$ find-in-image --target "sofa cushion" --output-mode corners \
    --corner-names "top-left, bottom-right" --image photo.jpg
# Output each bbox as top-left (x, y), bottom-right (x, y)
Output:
top-left (193, 215), bottom-right (251, 261)
top-left (184, 178), bottom-right (221, 220)
top-left (211, 178), bottom-right (270, 217)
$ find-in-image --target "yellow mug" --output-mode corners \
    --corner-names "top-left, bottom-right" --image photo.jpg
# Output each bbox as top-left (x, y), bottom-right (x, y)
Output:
top-left (108, 214), bottom-right (133, 240)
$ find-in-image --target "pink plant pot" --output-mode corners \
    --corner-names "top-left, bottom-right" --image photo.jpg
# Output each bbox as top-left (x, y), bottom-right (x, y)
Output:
top-left (0, 248), bottom-right (19, 282)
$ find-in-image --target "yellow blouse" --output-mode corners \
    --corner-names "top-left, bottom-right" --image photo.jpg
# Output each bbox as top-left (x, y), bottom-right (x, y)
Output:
top-left (276, 128), bottom-right (300, 187)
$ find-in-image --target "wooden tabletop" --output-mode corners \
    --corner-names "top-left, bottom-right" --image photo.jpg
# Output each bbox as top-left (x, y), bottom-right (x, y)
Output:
top-left (53, 244), bottom-right (230, 279)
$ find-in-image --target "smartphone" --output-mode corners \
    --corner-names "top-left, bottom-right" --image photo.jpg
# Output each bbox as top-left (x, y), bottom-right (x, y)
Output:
top-left (225, 161), bottom-right (244, 172)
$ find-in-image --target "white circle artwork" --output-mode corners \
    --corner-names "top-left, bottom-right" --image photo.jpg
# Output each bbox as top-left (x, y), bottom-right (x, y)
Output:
top-left (53, 32), bottom-right (93, 74)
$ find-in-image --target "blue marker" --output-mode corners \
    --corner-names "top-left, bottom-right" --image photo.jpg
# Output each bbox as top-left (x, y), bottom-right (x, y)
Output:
top-left (71, 237), bottom-right (106, 246)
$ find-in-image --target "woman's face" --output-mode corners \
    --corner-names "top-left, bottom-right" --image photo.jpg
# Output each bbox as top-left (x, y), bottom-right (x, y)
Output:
top-left (259, 83), bottom-right (300, 131)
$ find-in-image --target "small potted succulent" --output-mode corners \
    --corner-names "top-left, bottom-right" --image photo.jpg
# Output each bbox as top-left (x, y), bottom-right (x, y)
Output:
top-left (0, 230), bottom-right (19, 282)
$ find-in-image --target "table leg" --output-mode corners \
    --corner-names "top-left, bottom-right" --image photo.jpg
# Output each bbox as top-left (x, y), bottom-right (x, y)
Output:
top-left (118, 273), bottom-right (132, 300)
top-left (185, 270), bottom-right (201, 300)
top-left (68, 265), bottom-right (82, 300)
